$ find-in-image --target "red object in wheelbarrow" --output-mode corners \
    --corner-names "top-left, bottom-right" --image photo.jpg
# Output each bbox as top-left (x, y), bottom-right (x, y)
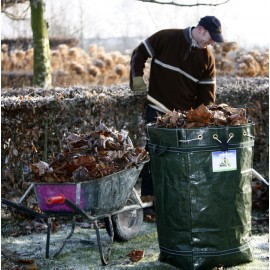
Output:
top-left (1, 161), bottom-right (153, 266)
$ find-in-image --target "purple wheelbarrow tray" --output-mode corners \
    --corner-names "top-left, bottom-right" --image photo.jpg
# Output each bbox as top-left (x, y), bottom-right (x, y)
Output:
top-left (34, 162), bottom-right (145, 216)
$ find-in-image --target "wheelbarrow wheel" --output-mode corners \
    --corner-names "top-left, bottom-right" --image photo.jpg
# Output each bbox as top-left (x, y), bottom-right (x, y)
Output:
top-left (104, 190), bottom-right (143, 242)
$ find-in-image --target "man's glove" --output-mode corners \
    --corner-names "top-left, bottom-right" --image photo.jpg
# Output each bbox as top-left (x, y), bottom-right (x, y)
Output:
top-left (132, 76), bottom-right (147, 94)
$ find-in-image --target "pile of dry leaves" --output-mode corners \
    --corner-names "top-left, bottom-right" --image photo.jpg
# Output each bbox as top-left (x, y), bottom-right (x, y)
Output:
top-left (156, 104), bottom-right (248, 128)
top-left (31, 123), bottom-right (148, 183)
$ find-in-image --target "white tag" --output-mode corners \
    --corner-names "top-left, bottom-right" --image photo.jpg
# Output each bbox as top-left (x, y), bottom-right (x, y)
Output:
top-left (212, 150), bottom-right (237, 172)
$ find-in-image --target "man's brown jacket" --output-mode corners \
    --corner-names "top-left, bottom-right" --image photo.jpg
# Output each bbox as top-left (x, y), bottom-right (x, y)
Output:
top-left (130, 28), bottom-right (216, 111)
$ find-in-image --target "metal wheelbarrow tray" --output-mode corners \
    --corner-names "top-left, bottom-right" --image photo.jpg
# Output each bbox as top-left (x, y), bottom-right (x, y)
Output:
top-left (36, 162), bottom-right (144, 215)
top-left (2, 162), bottom-right (152, 265)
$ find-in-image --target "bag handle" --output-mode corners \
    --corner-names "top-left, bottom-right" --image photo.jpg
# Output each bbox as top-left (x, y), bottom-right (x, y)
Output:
top-left (212, 133), bottom-right (234, 151)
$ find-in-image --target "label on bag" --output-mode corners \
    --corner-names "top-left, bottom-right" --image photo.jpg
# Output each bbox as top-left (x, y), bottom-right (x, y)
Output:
top-left (212, 150), bottom-right (237, 172)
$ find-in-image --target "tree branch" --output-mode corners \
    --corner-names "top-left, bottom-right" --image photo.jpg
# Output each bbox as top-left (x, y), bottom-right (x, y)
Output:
top-left (136, 0), bottom-right (231, 7)
top-left (1, 0), bottom-right (30, 20)
top-left (1, 0), bottom-right (28, 10)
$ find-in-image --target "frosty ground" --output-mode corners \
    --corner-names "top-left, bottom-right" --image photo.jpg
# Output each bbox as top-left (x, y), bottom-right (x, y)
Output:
top-left (1, 210), bottom-right (269, 270)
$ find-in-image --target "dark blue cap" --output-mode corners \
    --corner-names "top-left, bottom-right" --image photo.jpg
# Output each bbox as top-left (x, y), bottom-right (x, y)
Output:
top-left (199, 16), bottom-right (224, 43)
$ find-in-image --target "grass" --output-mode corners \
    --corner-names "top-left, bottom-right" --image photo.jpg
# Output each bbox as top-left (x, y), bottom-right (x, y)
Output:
top-left (1, 217), bottom-right (269, 270)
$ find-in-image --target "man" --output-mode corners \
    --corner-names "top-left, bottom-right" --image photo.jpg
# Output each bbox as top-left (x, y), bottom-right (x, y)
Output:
top-left (130, 16), bottom-right (224, 220)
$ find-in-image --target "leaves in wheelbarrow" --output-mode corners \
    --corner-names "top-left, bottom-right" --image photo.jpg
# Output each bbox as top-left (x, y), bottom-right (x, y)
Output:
top-left (31, 161), bottom-right (53, 176)
top-left (156, 103), bottom-right (248, 128)
top-left (32, 123), bottom-right (148, 183)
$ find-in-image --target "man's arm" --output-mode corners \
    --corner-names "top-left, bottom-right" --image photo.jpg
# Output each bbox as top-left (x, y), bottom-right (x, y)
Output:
top-left (129, 42), bottom-right (150, 92)
top-left (196, 49), bottom-right (216, 107)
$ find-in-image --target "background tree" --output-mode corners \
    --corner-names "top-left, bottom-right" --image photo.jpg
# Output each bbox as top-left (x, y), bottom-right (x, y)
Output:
top-left (1, 0), bottom-right (52, 88)
top-left (30, 0), bottom-right (51, 88)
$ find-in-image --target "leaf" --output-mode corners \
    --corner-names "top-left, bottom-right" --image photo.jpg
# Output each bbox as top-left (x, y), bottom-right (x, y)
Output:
top-left (31, 161), bottom-right (52, 176)
top-left (99, 160), bottom-right (106, 169)
top-left (17, 258), bottom-right (35, 264)
top-left (186, 104), bottom-right (212, 124)
top-left (227, 114), bottom-right (248, 125)
top-left (127, 249), bottom-right (145, 262)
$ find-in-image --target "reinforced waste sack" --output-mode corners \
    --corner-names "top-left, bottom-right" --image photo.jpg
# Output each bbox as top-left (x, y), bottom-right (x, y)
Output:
top-left (147, 123), bottom-right (254, 270)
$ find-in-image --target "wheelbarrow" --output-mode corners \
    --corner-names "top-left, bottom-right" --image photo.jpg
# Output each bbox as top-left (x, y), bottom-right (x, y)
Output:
top-left (1, 161), bottom-right (153, 265)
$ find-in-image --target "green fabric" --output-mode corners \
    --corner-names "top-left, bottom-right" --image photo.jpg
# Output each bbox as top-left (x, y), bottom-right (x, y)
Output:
top-left (147, 124), bottom-right (254, 270)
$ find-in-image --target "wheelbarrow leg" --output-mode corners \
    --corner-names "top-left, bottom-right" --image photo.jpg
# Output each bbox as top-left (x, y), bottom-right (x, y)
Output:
top-left (53, 216), bottom-right (76, 258)
top-left (46, 216), bottom-right (76, 258)
top-left (46, 218), bottom-right (52, 258)
top-left (62, 198), bottom-right (115, 265)
top-left (93, 217), bottom-right (114, 266)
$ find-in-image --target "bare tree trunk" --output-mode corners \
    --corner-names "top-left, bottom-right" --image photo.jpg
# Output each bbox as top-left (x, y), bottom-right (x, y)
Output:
top-left (30, 0), bottom-right (51, 88)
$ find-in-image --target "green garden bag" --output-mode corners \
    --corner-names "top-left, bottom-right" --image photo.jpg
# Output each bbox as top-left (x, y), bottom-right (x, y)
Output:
top-left (147, 123), bottom-right (254, 270)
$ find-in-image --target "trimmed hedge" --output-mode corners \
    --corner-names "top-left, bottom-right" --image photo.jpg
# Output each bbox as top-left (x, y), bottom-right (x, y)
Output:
top-left (1, 77), bottom-right (268, 197)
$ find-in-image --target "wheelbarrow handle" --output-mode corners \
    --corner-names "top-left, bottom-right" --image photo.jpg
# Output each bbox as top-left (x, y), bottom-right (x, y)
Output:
top-left (46, 194), bottom-right (65, 205)
top-left (1, 198), bottom-right (48, 219)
